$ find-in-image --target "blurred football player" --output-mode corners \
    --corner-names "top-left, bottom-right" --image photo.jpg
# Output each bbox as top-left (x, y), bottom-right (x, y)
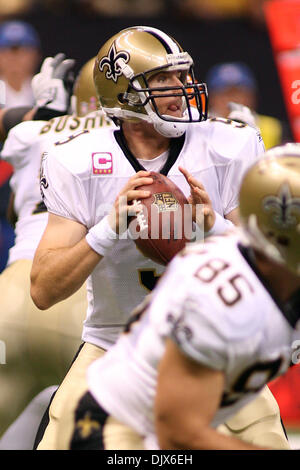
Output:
top-left (29, 26), bottom-right (287, 450)
top-left (72, 143), bottom-right (300, 450)
top-left (0, 56), bottom-right (112, 441)
top-left (0, 52), bottom-right (76, 143)
top-left (0, 51), bottom-right (77, 275)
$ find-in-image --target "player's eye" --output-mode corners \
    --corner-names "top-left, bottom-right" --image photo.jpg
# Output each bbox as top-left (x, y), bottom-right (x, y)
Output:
top-left (156, 74), bottom-right (167, 83)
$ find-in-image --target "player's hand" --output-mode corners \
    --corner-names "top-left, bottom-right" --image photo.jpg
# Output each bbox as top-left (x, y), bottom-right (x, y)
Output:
top-left (227, 102), bottom-right (258, 130)
top-left (179, 166), bottom-right (216, 232)
top-left (107, 171), bottom-right (153, 234)
top-left (31, 53), bottom-right (75, 112)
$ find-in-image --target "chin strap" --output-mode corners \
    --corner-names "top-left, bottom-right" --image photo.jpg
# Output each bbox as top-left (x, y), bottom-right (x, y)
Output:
top-left (153, 117), bottom-right (188, 138)
top-left (145, 102), bottom-right (188, 137)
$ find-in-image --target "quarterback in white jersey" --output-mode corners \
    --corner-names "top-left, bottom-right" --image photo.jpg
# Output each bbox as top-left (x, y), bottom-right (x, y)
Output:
top-left (40, 115), bottom-right (263, 350)
top-left (31, 27), bottom-right (288, 450)
top-left (0, 57), bottom-right (112, 438)
top-left (81, 144), bottom-right (300, 450)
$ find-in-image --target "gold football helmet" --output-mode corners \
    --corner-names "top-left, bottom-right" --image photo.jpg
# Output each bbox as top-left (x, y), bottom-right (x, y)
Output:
top-left (93, 26), bottom-right (208, 137)
top-left (239, 143), bottom-right (300, 275)
top-left (71, 57), bottom-right (98, 116)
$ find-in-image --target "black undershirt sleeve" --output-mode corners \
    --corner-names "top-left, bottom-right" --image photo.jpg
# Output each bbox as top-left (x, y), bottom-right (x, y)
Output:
top-left (2, 106), bottom-right (32, 135)
top-left (2, 106), bottom-right (68, 136)
top-left (32, 107), bottom-right (67, 121)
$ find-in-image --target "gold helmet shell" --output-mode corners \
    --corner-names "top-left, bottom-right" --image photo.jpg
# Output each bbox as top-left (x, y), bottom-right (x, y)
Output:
top-left (239, 143), bottom-right (300, 276)
top-left (72, 57), bottom-right (98, 116)
top-left (93, 26), bottom-right (207, 137)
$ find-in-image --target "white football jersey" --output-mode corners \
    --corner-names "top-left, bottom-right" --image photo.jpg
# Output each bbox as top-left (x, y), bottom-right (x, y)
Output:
top-left (40, 118), bottom-right (265, 348)
top-left (87, 231), bottom-right (298, 449)
top-left (1, 111), bottom-right (113, 265)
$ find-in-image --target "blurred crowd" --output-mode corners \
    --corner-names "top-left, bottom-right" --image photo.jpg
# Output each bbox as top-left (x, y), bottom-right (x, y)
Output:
top-left (0, 0), bottom-right (273, 24)
top-left (0, 19), bottom-right (41, 271)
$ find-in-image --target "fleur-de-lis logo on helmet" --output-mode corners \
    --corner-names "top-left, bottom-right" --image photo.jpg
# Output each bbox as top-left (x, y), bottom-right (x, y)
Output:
top-left (262, 182), bottom-right (300, 227)
top-left (99, 42), bottom-right (130, 83)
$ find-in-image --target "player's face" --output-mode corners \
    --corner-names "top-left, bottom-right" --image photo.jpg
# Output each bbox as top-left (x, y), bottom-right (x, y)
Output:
top-left (148, 71), bottom-right (184, 118)
top-left (0, 46), bottom-right (40, 77)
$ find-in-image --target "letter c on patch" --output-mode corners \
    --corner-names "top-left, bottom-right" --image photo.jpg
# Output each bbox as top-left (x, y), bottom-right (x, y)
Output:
top-left (92, 152), bottom-right (113, 175)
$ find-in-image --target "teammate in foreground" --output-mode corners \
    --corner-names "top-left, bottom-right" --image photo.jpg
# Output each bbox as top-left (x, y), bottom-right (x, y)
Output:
top-left (0, 57), bottom-right (112, 440)
top-left (76, 143), bottom-right (300, 450)
top-left (30, 26), bottom-right (287, 450)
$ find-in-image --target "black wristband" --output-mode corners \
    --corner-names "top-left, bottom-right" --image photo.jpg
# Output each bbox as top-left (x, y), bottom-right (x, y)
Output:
top-left (33, 107), bottom-right (67, 121)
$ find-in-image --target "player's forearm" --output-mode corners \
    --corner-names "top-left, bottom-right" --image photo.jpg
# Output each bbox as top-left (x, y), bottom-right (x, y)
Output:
top-left (158, 425), bottom-right (268, 450)
top-left (30, 238), bottom-right (102, 310)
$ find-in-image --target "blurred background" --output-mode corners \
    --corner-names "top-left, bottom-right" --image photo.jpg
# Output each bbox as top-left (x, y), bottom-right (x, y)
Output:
top-left (0, 0), bottom-right (289, 122)
top-left (0, 0), bottom-right (300, 448)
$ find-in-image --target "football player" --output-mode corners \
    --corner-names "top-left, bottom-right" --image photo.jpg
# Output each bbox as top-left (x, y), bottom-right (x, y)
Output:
top-left (0, 53), bottom-right (75, 275)
top-left (73, 143), bottom-right (300, 450)
top-left (0, 52), bottom-right (76, 142)
top-left (30, 26), bottom-right (287, 450)
top-left (0, 57), bottom-right (112, 440)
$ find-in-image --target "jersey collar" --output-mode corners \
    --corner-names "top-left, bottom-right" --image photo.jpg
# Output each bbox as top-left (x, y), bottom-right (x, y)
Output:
top-left (113, 127), bottom-right (185, 176)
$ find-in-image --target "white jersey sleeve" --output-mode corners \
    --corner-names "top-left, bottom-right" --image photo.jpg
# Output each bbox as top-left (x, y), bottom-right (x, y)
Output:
top-left (220, 126), bottom-right (265, 215)
top-left (168, 291), bottom-right (228, 371)
top-left (1, 120), bottom-right (47, 168)
top-left (40, 146), bottom-right (90, 226)
top-left (198, 118), bottom-right (265, 216)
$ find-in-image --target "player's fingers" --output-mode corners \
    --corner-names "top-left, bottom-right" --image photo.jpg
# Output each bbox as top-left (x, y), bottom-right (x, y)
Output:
top-left (135, 170), bottom-right (151, 177)
top-left (131, 172), bottom-right (152, 183)
top-left (51, 53), bottom-right (66, 69)
top-left (127, 200), bottom-right (144, 217)
top-left (203, 205), bottom-right (213, 215)
top-left (39, 57), bottom-right (55, 75)
top-left (188, 176), bottom-right (205, 191)
top-left (114, 199), bottom-right (143, 225)
top-left (54, 58), bottom-right (76, 79)
top-left (124, 176), bottom-right (153, 192)
top-left (122, 172), bottom-right (151, 190)
top-left (133, 177), bottom-right (153, 189)
top-left (192, 186), bottom-right (211, 204)
top-left (178, 166), bottom-right (190, 181)
top-left (126, 189), bottom-right (151, 202)
top-left (179, 166), bottom-right (205, 190)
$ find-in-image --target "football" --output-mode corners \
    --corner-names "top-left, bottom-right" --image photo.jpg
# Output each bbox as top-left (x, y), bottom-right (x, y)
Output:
top-left (128, 172), bottom-right (192, 265)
